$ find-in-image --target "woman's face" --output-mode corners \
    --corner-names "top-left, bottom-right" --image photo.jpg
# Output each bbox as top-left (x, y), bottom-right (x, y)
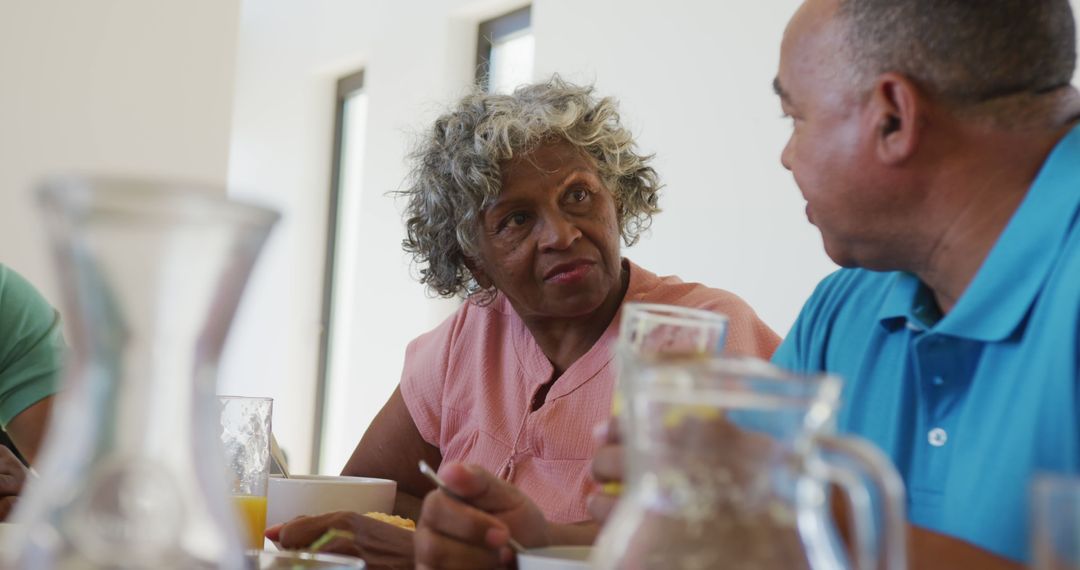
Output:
top-left (471, 141), bottom-right (624, 322)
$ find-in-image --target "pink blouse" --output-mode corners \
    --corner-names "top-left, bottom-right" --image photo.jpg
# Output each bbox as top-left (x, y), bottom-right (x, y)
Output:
top-left (399, 260), bottom-right (780, 523)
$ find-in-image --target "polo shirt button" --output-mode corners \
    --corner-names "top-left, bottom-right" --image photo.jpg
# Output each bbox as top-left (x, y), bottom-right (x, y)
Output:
top-left (928, 428), bottom-right (948, 447)
top-left (933, 376), bottom-right (944, 386)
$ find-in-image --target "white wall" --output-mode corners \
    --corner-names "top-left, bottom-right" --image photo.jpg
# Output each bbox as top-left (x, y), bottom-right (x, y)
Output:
top-left (0, 0), bottom-right (241, 300)
top-left (225, 0), bottom-right (1080, 474)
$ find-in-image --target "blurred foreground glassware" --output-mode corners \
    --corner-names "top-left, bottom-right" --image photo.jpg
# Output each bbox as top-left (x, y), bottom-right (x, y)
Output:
top-left (603, 304), bottom-right (729, 497)
top-left (4, 176), bottom-right (279, 569)
top-left (220, 396), bottom-right (273, 550)
top-left (592, 356), bottom-right (908, 570)
top-left (614, 303), bottom-right (728, 417)
top-left (1033, 474), bottom-right (1080, 570)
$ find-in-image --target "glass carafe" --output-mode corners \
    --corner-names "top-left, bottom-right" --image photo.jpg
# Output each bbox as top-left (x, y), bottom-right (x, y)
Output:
top-left (4, 177), bottom-right (279, 569)
top-left (592, 356), bottom-right (907, 570)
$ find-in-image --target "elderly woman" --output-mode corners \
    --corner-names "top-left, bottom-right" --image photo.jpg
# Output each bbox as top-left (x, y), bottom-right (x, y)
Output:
top-left (268, 77), bottom-right (779, 567)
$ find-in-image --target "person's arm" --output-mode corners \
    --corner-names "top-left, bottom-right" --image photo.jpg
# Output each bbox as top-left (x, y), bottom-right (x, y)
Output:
top-left (0, 445), bottom-right (27, 520)
top-left (908, 527), bottom-right (1021, 569)
top-left (341, 387), bottom-right (440, 520)
top-left (0, 266), bottom-right (64, 464)
top-left (5, 396), bottom-right (52, 464)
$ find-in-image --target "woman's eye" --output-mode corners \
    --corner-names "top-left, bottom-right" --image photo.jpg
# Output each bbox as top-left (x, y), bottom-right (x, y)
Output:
top-left (501, 212), bottom-right (529, 230)
top-left (567, 187), bottom-right (589, 203)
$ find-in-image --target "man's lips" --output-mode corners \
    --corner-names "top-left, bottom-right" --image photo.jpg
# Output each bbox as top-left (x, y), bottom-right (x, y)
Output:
top-left (544, 260), bottom-right (595, 283)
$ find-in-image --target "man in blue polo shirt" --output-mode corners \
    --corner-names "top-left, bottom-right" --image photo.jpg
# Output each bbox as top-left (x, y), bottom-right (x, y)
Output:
top-left (772, 0), bottom-right (1080, 566)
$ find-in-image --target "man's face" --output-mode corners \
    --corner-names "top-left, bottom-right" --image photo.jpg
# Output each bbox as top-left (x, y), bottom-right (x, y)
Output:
top-left (775, 0), bottom-right (910, 269)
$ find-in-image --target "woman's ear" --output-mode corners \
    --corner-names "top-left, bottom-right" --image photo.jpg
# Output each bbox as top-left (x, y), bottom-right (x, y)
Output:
top-left (463, 257), bottom-right (493, 290)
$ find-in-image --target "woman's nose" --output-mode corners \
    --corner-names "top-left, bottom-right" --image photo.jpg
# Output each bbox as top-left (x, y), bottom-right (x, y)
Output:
top-left (538, 213), bottom-right (581, 251)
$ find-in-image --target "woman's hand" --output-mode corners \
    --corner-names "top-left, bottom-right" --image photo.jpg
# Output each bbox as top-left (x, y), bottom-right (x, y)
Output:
top-left (415, 463), bottom-right (550, 570)
top-left (0, 445), bottom-right (27, 520)
top-left (587, 417), bottom-right (623, 524)
top-left (266, 511), bottom-right (415, 570)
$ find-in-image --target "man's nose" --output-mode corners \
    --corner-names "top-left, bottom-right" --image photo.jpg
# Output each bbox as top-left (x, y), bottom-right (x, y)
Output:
top-left (781, 137), bottom-right (794, 171)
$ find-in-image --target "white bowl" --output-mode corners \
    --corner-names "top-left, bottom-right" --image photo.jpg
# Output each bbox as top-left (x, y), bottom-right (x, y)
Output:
top-left (517, 546), bottom-right (592, 570)
top-left (266, 475), bottom-right (396, 528)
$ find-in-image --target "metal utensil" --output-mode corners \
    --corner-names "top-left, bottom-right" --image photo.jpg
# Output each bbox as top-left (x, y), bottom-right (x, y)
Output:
top-left (418, 460), bottom-right (525, 553)
top-left (270, 433), bottom-right (290, 479)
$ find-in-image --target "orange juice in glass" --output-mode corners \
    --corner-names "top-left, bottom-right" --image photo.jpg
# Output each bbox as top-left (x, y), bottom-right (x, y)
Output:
top-left (231, 494), bottom-right (269, 549)
top-left (220, 396), bottom-right (273, 550)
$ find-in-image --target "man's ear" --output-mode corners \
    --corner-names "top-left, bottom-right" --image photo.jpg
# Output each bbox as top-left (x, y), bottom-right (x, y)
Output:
top-left (868, 72), bottom-right (923, 165)
top-left (463, 257), bottom-right (493, 290)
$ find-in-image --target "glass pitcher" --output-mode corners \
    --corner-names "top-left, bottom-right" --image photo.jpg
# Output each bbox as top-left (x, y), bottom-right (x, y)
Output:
top-left (592, 356), bottom-right (907, 570)
top-left (3, 177), bottom-right (279, 569)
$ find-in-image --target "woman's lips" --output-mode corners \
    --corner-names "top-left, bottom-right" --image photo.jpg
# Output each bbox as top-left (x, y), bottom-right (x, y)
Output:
top-left (544, 262), bottom-right (594, 285)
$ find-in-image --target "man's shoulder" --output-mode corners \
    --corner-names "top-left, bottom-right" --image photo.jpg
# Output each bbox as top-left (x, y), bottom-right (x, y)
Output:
top-left (0, 264), bottom-right (37, 304)
top-left (801, 267), bottom-right (898, 315)
top-left (786, 268), bottom-right (903, 345)
top-left (772, 268), bottom-right (900, 372)
top-left (0, 264), bottom-right (57, 329)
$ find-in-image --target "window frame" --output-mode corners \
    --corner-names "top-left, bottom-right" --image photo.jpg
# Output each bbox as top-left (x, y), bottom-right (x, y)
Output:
top-left (475, 5), bottom-right (532, 91)
top-left (311, 69), bottom-right (365, 471)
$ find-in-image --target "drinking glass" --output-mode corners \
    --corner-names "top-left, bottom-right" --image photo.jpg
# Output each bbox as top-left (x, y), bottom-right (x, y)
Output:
top-left (615, 303), bottom-right (729, 417)
top-left (1033, 474), bottom-right (1080, 570)
top-left (220, 396), bottom-right (274, 550)
top-left (603, 304), bottom-right (731, 498)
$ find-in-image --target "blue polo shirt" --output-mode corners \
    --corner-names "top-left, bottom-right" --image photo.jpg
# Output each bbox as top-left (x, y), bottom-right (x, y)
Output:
top-left (772, 123), bottom-right (1080, 562)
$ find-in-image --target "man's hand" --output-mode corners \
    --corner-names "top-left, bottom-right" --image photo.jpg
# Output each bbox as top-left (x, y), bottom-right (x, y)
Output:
top-left (266, 511), bottom-right (415, 570)
top-left (587, 417), bottom-right (623, 524)
top-left (415, 463), bottom-right (550, 570)
top-left (0, 445), bottom-right (27, 520)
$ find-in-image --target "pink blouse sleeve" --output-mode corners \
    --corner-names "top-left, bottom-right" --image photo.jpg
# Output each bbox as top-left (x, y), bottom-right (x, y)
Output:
top-left (722, 303), bottom-right (782, 360)
top-left (398, 309), bottom-right (462, 448)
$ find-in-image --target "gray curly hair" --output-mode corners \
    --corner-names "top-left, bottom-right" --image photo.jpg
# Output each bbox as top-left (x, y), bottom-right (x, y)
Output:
top-left (400, 76), bottom-right (662, 299)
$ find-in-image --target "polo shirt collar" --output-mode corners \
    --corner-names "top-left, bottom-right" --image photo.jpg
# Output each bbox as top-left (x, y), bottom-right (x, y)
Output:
top-left (876, 271), bottom-right (923, 330)
top-left (877, 123), bottom-right (1080, 341)
top-left (937, 123), bottom-right (1080, 341)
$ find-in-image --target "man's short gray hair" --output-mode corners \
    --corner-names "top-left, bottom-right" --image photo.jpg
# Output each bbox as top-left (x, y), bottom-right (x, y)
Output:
top-left (400, 76), bottom-right (661, 299)
top-left (837, 0), bottom-right (1076, 108)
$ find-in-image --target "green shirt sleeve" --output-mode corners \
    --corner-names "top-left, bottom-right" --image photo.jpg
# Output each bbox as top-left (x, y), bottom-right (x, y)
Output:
top-left (0, 265), bottom-right (64, 428)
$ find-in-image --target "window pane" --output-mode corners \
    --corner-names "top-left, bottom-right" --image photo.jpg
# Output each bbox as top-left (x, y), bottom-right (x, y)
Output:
top-left (488, 30), bottom-right (534, 94)
top-left (320, 89), bottom-right (368, 474)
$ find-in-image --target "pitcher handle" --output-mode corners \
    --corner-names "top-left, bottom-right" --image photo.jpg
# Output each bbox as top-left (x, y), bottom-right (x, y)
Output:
top-left (819, 434), bottom-right (908, 570)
